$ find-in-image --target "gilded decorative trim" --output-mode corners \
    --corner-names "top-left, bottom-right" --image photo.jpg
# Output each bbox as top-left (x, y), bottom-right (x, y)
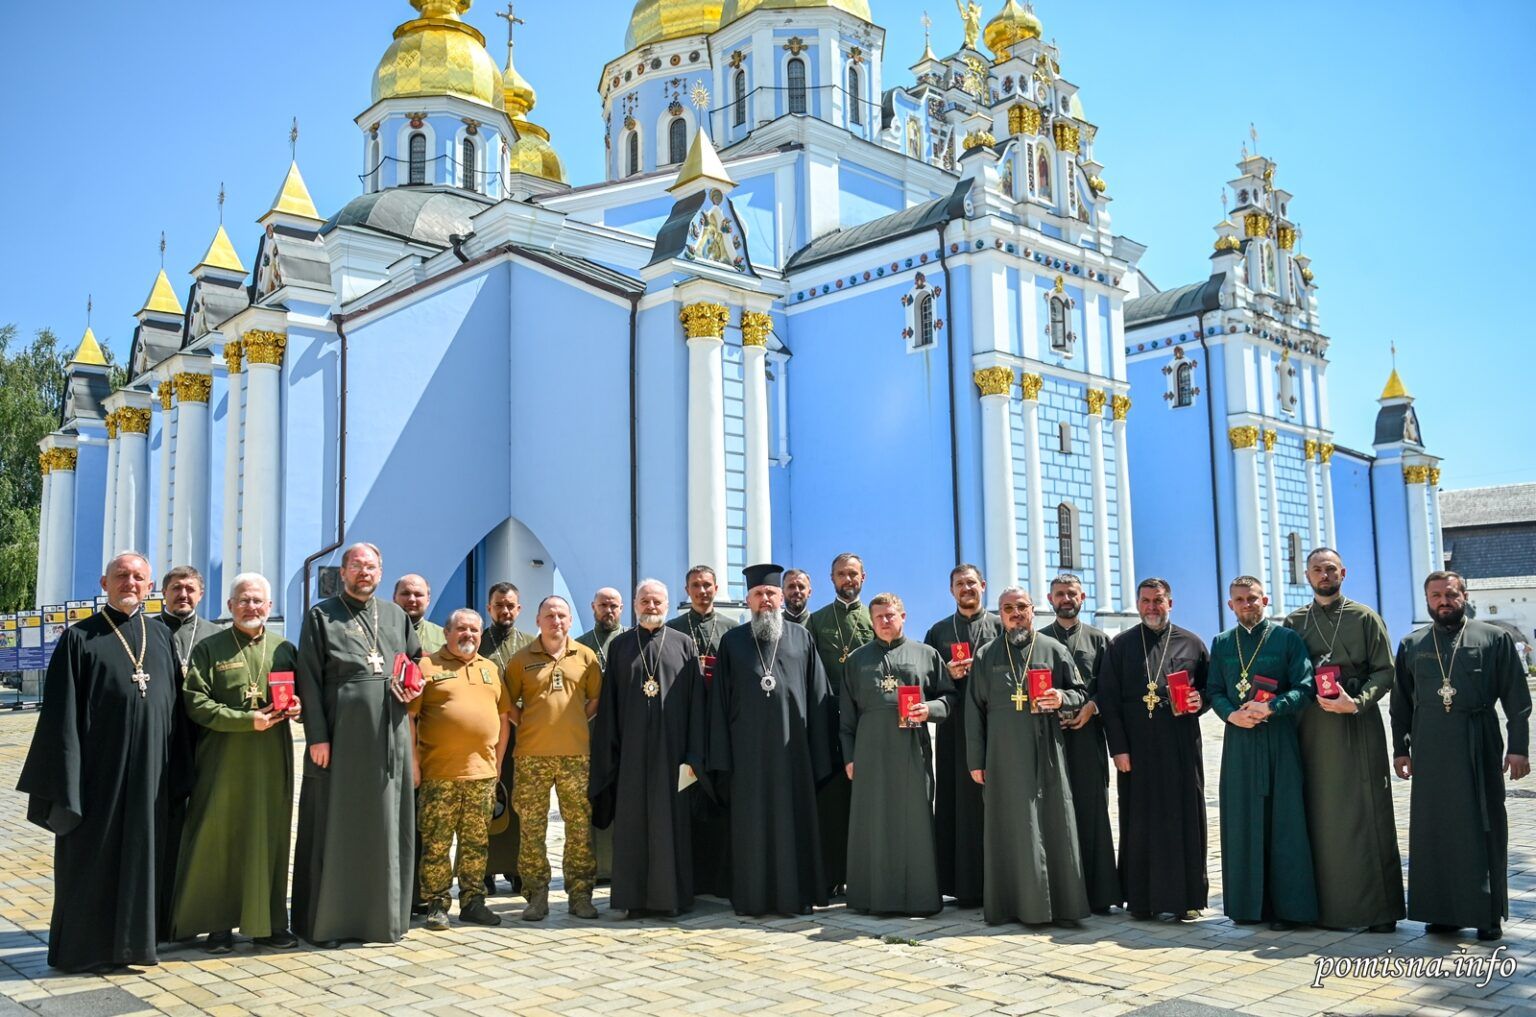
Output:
top-left (40, 448), bottom-right (78, 473)
top-left (157, 381), bottom-right (172, 410)
top-left (1229, 425), bottom-right (1260, 450)
top-left (1304, 439), bottom-right (1319, 462)
top-left (173, 372), bottom-right (213, 404)
top-left (1052, 122), bottom-right (1080, 153)
top-left (1086, 389), bottom-right (1107, 415)
top-left (1429, 467), bottom-right (1442, 486)
top-left (1319, 442), bottom-right (1334, 464)
top-left (224, 339), bottom-right (244, 375)
top-left (1244, 213), bottom-right (1272, 238)
top-left (1262, 428), bottom-right (1277, 452)
top-left (1214, 234), bottom-right (1241, 252)
top-left (38, 451), bottom-right (50, 475)
top-left (1276, 226), bottom-right (1297, 250)
top-left (1020, 373), bottom-right (1044, 401)
top-left (243, 329), bottom-right (288, 366)
top-left (679, 302), bottom-right (730, 340)
top-left (105, 410), bottom-right (119, 440)
top-left (973, 366), bottom-right (1014, 397)
top-left (1007, 104), bottom-right (1041, 136)
top-left (117, 407), bottom-right (152, 434)
top-left (740, 311), bottom-right (773, 347)
top-left (1402, 464), bottom-right (1430, 484)
top-left (1111, 394), bottom-right (1131, 421)
top-left (962, 129), bottom-right (996, 151)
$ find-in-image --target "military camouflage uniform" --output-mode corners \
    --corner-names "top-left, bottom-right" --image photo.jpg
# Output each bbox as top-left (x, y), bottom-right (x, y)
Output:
top-left (418, 777), bottom-right (497, 912)
top-left (513, 756), bottom-right (595, 895)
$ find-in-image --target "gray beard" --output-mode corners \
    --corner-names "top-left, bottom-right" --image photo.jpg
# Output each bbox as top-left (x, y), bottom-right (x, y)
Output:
top-left (455, 638), bottom-right (479, 657)
top-left (1006, 626), bottom-right (1034, 646)
top-left (637, 613), bottom-right (667, 628)
top-left (751, 608), bottom-right (784, 643)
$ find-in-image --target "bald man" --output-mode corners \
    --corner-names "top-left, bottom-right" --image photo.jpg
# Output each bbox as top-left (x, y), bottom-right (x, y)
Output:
top-left (395, 574), bottom-right (445, 654)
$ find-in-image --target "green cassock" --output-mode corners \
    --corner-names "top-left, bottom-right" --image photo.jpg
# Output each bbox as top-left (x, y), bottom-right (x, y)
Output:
top-left (577, 624), bottom-right (628, 882)
top-left (1283, 598), bottom-right (1404, 929)
top-left (1208, 619), bottom-right (1317, 923)
top-left (412, 618), bottom-right (446, 656)
top-left (1391, 619), bottom-right (1531, 931)
top-left (966, 631), bottom-right (1089, 925)
top-left (807, 598), bottom-right (874, 891)
top-left (840, 636), bottom-right (956, 916)
top-left (170, 628), bottom-right (298, 939)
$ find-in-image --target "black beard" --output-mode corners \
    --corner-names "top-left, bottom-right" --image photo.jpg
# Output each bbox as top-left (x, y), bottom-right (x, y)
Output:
top-left (1310, 581), bottom-right (1341, 598)
top-left (1432, 605), bottom-right (1466, 629)
top-left (1054, 604), bottom-right (1081, 620)
top-left (596, 619), bottom-right (620, 633)
top-left (785, 600), bottom-right (807, 614)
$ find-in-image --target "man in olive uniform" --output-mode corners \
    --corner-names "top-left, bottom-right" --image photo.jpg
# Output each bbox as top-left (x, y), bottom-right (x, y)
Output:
top-left (395, 574), bottom-right (445, 655)
top-left (482, 581), bottom-right (534, 895)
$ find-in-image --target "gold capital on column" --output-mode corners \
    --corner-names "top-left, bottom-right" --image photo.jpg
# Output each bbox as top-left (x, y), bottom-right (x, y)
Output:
top-left (41, 448), bottom-right (78, 472)
top-left (1262, 428), bottom-right (1277, 452)
top-left (38, 451), bottom-right (51, 475)
top-left (679, 302), bottom-right (730, 340)
top-left (1429, 467), bottom-right (1442, 486)
top-left (173, 372), bottom-right (213, 404)
top-left (740, 311), bottom-right (773, 347)
top-left (105, 410), bottom-right (119, 439)
top-left (224, 339), bottom-right (244, 374)
top-left (1020, 373), bottom-right (1044, 401)
top-left (243, 329), bottom-right (288, 366)
top-left (1111, 394), bottom-right (1131, 421)
top-left (1086, 389), bottom-right (1107, 415)
top-left (117, 407), bottom-right (152, 434)
top-left (1304, 438), bottom-right (1319, 461)
top-left (973, 366), bottom-right (1014, 397)
top-left (1402, 464), bottom-right (1430, 484)
top-left (1229, 425), bottom-right (1259, 450)
top-left (1319, 442), bottom-right (1335, 463)
top-left (156, 381), bottom-right (172, 410)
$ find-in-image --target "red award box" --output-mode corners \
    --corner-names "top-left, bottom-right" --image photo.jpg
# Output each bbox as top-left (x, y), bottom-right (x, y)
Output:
top-left (951, 641), bottom-right (972, 664)
top-left (268, 671), bottom-right (295, 713)
top-left (1251, 673), bottom-right (1278, 704)
top-left (1167, 669), bottom-right (1197, 715)
top-left (393, 653), bottom-right (424, 696)
top-left (897, 685), bottom-right (923, 727)
top-left (1314, 664), bottom-right (1343, 699)
top-left (1027, 668), bottom-right (1052, 712)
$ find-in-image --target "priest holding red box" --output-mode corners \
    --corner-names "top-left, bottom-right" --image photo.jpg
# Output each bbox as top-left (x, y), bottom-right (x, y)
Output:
top-left (965, 587), bottom-right (1090, 926)
top-left (1209, 575), bottom-right (1317, 931)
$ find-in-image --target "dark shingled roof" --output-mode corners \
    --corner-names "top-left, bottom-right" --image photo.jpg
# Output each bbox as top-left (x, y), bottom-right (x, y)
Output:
top-left (785, 179), bottom-right (973, 271)
top-left (647, 191), bottom-right (707, 268)
top-left (1440, 483), bottom-right (1536, 529)
top-left (1124, 274), bottom-right (1224, 328)
top-left (322, 186), bottom-right (496, 248)
top-left (1373, 402), bottom-right (1424, 448)
top-left (61, 369), bottom-right (110, 428)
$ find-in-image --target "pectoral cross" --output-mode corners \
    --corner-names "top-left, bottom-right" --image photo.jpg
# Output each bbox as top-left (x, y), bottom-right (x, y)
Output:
top-left (1142, 683), bottom-right (1160, 715)
top-left (366, 651), bottom-right (386, 675)
top-left (879, 675), bottom-right (899, 694)
top-left (245, 681), bottom-right (263, 708)
top-left (1236, 676), bottom-right (1252, 698)
top-left (132, 669), bottom-right (150, 698)
top-left (1438, 683), bottom-right (1456, 711)
top-left (1011, 685), bottom-right (1028, 712)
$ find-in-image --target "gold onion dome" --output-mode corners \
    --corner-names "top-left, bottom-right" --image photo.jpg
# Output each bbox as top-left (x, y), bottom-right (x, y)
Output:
top-left (374, 0), bottom-right (506, 112)
top-left (983, 0), bottom-right (1043, 62)
top-left (502, 50), bottom-right (566, 183)
top-left (718, 0), bottom-right (872, 29)
top-left (625, 0), bottom-right (724, 51)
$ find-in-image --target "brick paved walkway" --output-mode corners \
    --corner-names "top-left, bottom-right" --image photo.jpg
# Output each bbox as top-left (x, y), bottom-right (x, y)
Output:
top-left (0, 709), bottom-right (1530, 1016)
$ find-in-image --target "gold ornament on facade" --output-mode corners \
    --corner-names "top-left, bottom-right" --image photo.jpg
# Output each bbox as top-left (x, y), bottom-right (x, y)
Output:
top-left (1262, 428), bottom-right (1277, 452)
top-left (1243, 212), bottom-right (1271, 238)
top-left (1214, 234), bottom-right (1241, 252)
top-left (1052, 122), bottom-right (1080, 154)
top-left (1300, 266), bottom-right (1315, 284)
top-left (105, 410), bottom-right (119, 440)
top-left (40, 448), bottom-right (79, 473)
top-left (1276, 226), bottom-right (1296, 250)
top-left (679, 302), bottom-right (730, 339)
top-left (173, 372), bottom-right (213, 404)
top-left (973, 366), bottom-right (1014, 397)
top-left (37, 451), bottom-right (50, 476)
top-left (740, 311), bottom-right (773, 347)
top-left (962, 129), bottom-right (996, 151)
top-left (1086, 389), bottom-right (1107, 415)
top-left (1053, 274), bottom-right (1065, 293)
top-left (1402, 464), bottom-right (1431, 485)
top-left (1020, 372), bottom-right (1044, 401)
top-left (1111, 395), bottom-right (1131, 421)
top-left (1429, 467), bottom-right (1441, 486)
top-left (117, 408), bottom-right (153, 435)
top-left (1228, 425), bottom-right (1259, 450)
top-left (157, 381), bottom-right (172, 411)
top-left (783, 36), bottom-right (807, 56)
top-left (1088, 175), bottom-right (1106, 193)
top-left (1319, 442), bottom-right (1334, 463)
top-left (982, 0), bottom-right (1043, 63)
top-left (243, 330), bottom-right (288, 366)
top-left (1007, 104), bottom-right (1041, 135)
top-left (1304, 438), bottom-right (1319, 461)
top-left (225, 339), bottom-right (244, 375)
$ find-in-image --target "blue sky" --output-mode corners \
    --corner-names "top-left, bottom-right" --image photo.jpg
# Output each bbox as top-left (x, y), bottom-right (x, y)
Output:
top-left (1, 0), bottom-right (1530, 489)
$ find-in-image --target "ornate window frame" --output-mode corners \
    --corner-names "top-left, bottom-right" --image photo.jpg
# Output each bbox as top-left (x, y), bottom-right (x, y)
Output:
top-left (900, 272), bottom-right (941, 353)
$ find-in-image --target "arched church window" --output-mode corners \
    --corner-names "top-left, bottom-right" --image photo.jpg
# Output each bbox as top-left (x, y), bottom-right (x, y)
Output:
top-left (1057, 502), bottom-right (1077, 568)
top-left (848, 65), bottom-right (862, 125)
top-left (408, 132), bottom-right (427, 185)
top-left (626, 131), bottom-right (640, 177)
top-left (787, 58), bottom-right (807, 115)
top-left (734, 71), bottom-right (747, 127)
top-left (1036, 145), bottom-right (1052, 200)
top-left (1058, 421), bottom-right (1073, 454)
top-left (1048, 296), bottom-right (1070, 352)
top-left (1288, 532), bottom-right (1303, 585)
top-left (1175, 362), bottom-right (1194, 407)
top-left (916, 292), bottom-right (936, 349)
top-left (668, 118), bottom-right (687, 165)
top-left (462, 138), bottom-right (477, 192)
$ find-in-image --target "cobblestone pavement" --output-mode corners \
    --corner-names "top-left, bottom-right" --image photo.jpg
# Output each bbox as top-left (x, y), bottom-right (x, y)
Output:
top-left (0, 708), bottom-right (1530, 1016)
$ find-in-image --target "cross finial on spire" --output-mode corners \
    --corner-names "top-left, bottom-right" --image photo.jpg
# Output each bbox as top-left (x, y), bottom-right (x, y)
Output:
top-left (922, 9), bottom-right (932, 43)
top-left (1221, 188), bottom-right (1229, 214)
top-left (290, 117), bottom-right (300, 160)
top-left (1249, 121), bottom-right (1259, 154)
top-left (218, 182), bottom-right (226, 224)
top-left (86, 293), bottom-right (92, 327)
top-left (496, 2), bottom-right (524, 63)
top-left (159, 231), bottom-right (166, 268)
top-left (1390, 340), bottom-right (1397, 369)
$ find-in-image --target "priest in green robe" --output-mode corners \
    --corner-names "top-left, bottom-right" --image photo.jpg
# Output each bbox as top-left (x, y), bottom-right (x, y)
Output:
top-left (966, 587), bottom-right (1089, 926)
top-left (1392, 571), bottom-right (1531, 942)
top-left (577, 586), bottom-right (627, 884)
top-left (292, 543), bottom-right (422, 947)
top-left (394, 574), bottom-right (445, 654)
top-left (482, 581), bottom-right (534, 894)
top-left (1283, 547), bottom-right (1403, 933)
top-left (922, 564), bottom-right (999, 907)
top-left (1041, 573), bottom-right (1120, 914)
top-left (842, 592), bottom-right (955, 916)
top-left (807, 552), bottom-right (874, 894)
top-left (170, 573), bottom-right (299, 952)
top-left (1209, 576), bottom-right (1317, 930)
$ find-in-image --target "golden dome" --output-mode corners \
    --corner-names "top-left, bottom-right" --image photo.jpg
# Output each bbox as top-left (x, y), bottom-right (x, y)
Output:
top-left (625, 0), bottom-right (724, 52)
top-left (719, 0), bottom-right (872, 29)
top-left (503, 57), bottom-right (535, 118)
top-left (983, 0), bottom-right (1043, 63)
top-left (373, 0), bottom-right (506, 112)
top-left (509, 122), bottom-right (567, 183)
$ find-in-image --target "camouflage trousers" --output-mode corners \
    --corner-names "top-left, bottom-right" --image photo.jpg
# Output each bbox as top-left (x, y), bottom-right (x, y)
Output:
top-left (418, 777), bottom-right (496, 912)
top-left (513, 755), bottom-right (595, 896)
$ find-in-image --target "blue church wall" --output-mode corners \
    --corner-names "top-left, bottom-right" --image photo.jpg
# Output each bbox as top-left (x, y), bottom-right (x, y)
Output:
top-left (837, 162), bottom-right (903, 230)
top-left (730, 174), bottom-right (779, 269)
top-left (1096, 296), bottom-right (1112, 378)
top-left (1004, 268), bottom-right (1023, 355)
top-left (69, 437), bottom-right (107, 598)
top-left (1329, 451), bottom-right (1385, 622)
top-left (1370, 459), bottom-right (1415, 640)
top-left (604, 194), bottom-right (679, 241)
top-left (943, 263), bottom-right (988, 587)
top-left (634, 302), bottom-right (691, 607)
top-left (279, 301), bottom-right (345, 630)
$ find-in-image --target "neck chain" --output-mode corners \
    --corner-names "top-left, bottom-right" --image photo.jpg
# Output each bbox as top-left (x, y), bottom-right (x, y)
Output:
top-left (340, 595), bottom-right (386, 675)
top-left (1233, 620), bottom-right (1272, 698)
top-left (877, 638), bottom-right (902, 694)
top-left (833, 600), bottom-right (860, 663)
top-left (104, 607), bottom-right (152, 698)
top-left (1431, 623), bottom-right (1464, 713)
top-left (688, 612), bottom-right (718, 658)
top-left (951, 608), bottom-right (983, 649)
top-left (233, 626), bottom-right (266, 708)
top-left (1139, 624), bottom-right (1173, 716)
top-left (754, 626), bottom-right (782, 696)
top-left (1002, 629), bottom-right (1037, 711)
top-left (640, 627), bottom-right (666, 698)
top-left (1302, 597), bottom-right (1348, 665)
top-left (169, 614), bottom-right (200, 672)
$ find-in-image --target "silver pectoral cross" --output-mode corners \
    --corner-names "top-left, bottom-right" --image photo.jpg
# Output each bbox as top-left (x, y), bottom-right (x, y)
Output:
top-left (366, 651), bottom-right (386, 675)
top-left (131, 670), bottom-right (150, 698)
top-left (1438, 683), bottom-right (1457, 711)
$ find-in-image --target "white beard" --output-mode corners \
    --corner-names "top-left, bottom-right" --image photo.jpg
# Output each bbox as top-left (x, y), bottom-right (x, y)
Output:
top-left (751, 608), bottom-right (783, 643)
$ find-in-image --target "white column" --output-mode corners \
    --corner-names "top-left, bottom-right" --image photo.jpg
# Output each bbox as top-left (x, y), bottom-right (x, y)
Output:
top-left (1304, 439), bottom-right (1322, 552)
top-left (741, 313), bottom-right (773, 564)
top-left (976, 368), bottom-right (1019, 593)
top-left (1020, 374), bottom-right (1046, 594)
top-left (222, 344), bottom-right (245, 588)
top-left (1111, 396), bottom-right (1135, 608)
top-left (1262, 429), bottom-right (1285, 612)
top-left (1231, 426), bottom-right (1264, 585)
top-left (115, 407), bottom-right (152, 556)
top-left (1404, 466), bottom-right (1432, 623)
top-left (42, 447), bottom-right (77, 604)
top-left (1429, 466), bottom-right (1445, 570)
top-left (681, 305), bottom-right (729, 579)
top-left (1319, 443), bottom-right (1337, 547)
top-left (35, 458), bottom-right (53, 608)
top-left (155, 382), bottom-right (174, 573)
top-left (1085, 391), bottom-right (1112, 613)
top-left (241, 331), bottom-right (286, 595)
top-left (101, 417), bottom-right (119, 571)
top-left (169, 371), bottom-right (213, 572)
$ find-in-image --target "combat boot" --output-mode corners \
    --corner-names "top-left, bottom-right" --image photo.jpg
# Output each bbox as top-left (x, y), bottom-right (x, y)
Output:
top-left (569, 892), bottom-right (599, 919)
top-left (521, 888), bottom-right (549, 921)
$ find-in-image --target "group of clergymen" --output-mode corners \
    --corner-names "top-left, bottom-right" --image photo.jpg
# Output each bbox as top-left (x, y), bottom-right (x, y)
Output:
top-left (17, 542), bottom-right (1531, 974)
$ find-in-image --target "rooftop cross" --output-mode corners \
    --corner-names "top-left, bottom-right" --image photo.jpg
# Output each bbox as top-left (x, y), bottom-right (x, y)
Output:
top-left (496, 2), bottom-right (524, 63)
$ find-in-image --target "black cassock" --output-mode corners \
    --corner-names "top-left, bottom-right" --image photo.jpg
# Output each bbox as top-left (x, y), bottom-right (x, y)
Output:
top-left (705, 621), bottom-right (834, 916)
top-left (589, 626), bottom-right (705, 914)
top-left (18, 608), bottom-right (190, 971)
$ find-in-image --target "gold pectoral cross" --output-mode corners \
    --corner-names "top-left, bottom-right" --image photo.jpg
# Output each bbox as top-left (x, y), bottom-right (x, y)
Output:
top-left (244, 681), bottom-right (263, 708)
top-left (1142, 682), bottom-right (1160, 715)
top-left (879, 675), bottom-right (899, 694)
top-left (1438, 683), bottom-right (1456, 712)
top-left (1011, 686), bottom-right (1028, 712)
top-left (1236, 675), bottom-right (1252, 698)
